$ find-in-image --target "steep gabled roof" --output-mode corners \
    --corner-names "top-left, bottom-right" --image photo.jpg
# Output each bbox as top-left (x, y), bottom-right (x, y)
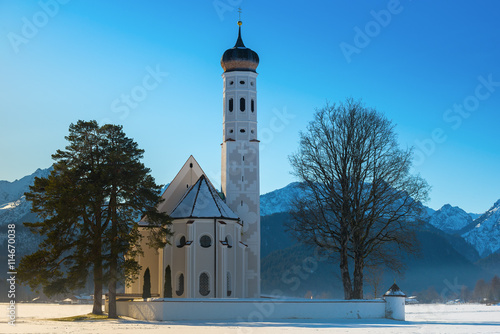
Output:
top-left (170, 175), bottom-right (238, 220)
top-left (156, 155), bottom-right (205, 216)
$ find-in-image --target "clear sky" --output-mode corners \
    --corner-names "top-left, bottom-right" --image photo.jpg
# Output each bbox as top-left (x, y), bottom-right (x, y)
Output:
top-left (1, 0), bottom-right (499, 214)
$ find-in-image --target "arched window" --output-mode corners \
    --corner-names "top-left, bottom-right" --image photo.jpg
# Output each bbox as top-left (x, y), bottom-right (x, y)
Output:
top-left (176, 235), bottom-right (186, 248)
top-left (240, 98), bottom-right (245, 112)
top-left (176, 273), bottom-right (184, 296)
top-left (225, 235), bottom-right (233, 248)
top-left (199, 273), bottom-right (210, 296)
top-left (227, 272), bottom-right (232, 297)
top-left (251, 99), bottom-right (255, 112)
top-left (228, 98), bottom-right (233, 112)
top-left (200, 235), bottom-right (212, 248)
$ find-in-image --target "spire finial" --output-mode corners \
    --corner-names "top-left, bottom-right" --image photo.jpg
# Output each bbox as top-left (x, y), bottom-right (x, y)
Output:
top-left (234, 8), bottom-right (245, 48)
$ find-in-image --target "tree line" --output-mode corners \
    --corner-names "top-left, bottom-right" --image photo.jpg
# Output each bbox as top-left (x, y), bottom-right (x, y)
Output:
top-left (416, 276), bottom-right (500, 304)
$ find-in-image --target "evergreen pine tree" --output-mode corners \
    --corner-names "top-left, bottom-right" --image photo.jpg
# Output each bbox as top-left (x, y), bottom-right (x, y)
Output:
top-left (164, 265), bottom-right (172, 298)
top-left (142, 267), bottom-right (151, 300)
top-left (18, 120), bottom-right (172, 317)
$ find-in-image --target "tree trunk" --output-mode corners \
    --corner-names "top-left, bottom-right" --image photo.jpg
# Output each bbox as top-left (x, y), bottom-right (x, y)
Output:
top-left (92, 259), bottom-right (103, 315)
top-left (92, 204), bottom-right (104, 315)
top-left (107, 261), bottom-right (117, 318)
top-left (353, 253), bottom-right (364, 299)
top-left (340, 244), bottom-right (352, 300)
top-left (108, 191), bottom-right (118, 319)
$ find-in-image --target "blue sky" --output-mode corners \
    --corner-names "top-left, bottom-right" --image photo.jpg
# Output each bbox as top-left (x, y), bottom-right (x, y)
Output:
top-left (1, 0), bottom-right (499, 214)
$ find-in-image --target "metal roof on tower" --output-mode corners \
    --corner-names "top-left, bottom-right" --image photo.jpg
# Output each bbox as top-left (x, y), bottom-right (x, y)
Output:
top-left (221, 20), bottom-right (259, 73)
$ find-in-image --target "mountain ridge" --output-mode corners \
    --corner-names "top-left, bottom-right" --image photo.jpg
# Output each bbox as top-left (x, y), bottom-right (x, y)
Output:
top-left (462, 200), bottom-right (500, 258)
top-left (1, 168), bottom-right (498, 261)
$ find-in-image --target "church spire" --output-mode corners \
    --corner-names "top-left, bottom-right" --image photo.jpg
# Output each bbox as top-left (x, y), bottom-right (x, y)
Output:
top-left (235, 22), bottom-right (245, 48)
top-left (220, 9), bottom-right (259, 73)
top-left (235, 8), bottom-right (245, 48)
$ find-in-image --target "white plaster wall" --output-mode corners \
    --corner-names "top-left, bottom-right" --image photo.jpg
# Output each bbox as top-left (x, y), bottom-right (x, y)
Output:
top-left (114, 299), bottom-right (387, 321)
top-left (170, 221), bottom-right (187, 298)
top-left (384, 296), bottom-right (406, 320)
top-left (192, 219), bottom-right (216, 298)
top-left (126, 228), bottom-right (161, 296)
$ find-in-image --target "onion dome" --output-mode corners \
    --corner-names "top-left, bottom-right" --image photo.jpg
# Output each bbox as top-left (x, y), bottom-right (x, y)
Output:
top-left (221, 21), bottom-right (259, 73)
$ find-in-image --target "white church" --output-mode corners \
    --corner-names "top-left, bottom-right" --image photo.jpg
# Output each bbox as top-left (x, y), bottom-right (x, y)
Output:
top-left (126, 20), bottom-right (261, 299)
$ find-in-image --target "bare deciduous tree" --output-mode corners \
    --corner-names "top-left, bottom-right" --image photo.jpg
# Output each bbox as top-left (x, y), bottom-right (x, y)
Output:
top-left (288, 99), bottom-right (429, 299)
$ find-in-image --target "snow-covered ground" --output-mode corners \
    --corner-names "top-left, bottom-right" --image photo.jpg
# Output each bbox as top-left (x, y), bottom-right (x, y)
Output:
top-left (1, 303), bottom-right (499, 333)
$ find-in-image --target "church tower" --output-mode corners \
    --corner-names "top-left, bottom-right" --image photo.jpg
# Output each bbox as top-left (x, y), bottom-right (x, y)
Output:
top-left (221, 20), bottom-right (260, 298)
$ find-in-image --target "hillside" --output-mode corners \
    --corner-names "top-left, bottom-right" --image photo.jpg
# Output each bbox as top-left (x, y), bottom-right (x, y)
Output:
top-left (475, 252), bottom-right (500, 276)
top-left (260, 213), bottom-right (492, 298)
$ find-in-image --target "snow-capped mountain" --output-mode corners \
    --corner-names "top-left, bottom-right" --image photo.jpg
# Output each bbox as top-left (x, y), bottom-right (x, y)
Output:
top-left (428, 204), bottom-right (473, 234)
top-left (0, 167), bottom-right (51, 226)
top-left (462, 199), bottom-right (500, 258)
top-left (0, 168), bottom-right (51, 206)
top-left (468, 212), bottom-right (482, 221)
top-left (260, 182), bottom-right (305, 216)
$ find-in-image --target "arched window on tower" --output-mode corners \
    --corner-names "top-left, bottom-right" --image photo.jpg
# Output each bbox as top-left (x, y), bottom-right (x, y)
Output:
top-left (199, 273), bottom-right (210, 296)
top-left (251, 99), bottom-right (255, 112)
top-left (240, 98), bottom-right (245, 112)
top-left (228, 98), bottom-right (233, 112)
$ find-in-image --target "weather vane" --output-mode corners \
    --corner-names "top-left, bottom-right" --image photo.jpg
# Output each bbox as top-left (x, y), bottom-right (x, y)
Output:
top-left (238, 7), bottom-right (242, 22)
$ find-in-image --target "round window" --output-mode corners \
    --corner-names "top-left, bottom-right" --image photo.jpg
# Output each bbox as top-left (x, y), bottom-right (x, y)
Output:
top-left (200, 235), bottom-right (212, 248)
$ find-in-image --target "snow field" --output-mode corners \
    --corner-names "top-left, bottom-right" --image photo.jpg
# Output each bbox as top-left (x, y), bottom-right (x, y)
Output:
top-left (0, 303), bottom-right (499, 333)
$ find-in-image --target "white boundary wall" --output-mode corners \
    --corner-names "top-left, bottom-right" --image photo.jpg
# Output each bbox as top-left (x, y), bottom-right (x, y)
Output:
top-left (110, 298), bottom-right (393, 321)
